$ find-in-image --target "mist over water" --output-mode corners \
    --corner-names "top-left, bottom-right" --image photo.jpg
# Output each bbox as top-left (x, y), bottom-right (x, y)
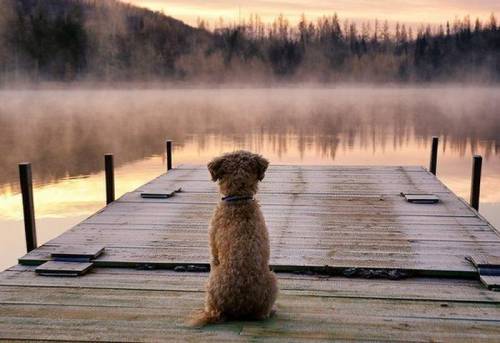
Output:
top-left (0, 85), bottom-right (500, 270)
top-left (1, 86), bottom-right (499, 185)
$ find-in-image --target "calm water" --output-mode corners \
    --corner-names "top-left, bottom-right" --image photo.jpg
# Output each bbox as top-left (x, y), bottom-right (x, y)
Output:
top-left (1, 87), bottom-right (500, 270)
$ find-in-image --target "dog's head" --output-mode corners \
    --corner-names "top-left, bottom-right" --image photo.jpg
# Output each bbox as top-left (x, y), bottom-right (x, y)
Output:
top-left (207, 150), bottom-right (269, 196)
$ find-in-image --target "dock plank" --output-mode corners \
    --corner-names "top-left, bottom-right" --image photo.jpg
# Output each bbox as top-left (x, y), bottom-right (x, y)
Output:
top-left (3, 267), bottom-right (500, 302)
top-left (1, 268), bottom-right (499, 342)
top-left (19, 243), bottom-right (500, 274)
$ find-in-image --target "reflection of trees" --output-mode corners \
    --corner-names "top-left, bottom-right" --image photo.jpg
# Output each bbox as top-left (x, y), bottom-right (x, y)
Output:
top-left (0, 89), bottom-right (498, 189)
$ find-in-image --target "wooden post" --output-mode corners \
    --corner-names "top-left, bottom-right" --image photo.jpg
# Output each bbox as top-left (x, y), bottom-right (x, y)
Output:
top-left (470, 155), bottom-right (482, 211)
top-left (166, 140), bottom-right (173, 171)
top-left (105, 154), bottom-right (115, 205)
top-left (429, 136), bottom-right (439, 175)
top-left (19, 163), bottom-right (37, 252)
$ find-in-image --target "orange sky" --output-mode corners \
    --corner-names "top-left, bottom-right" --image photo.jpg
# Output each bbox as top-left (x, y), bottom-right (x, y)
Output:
top-left (122, 0), bottom-right (498, 26)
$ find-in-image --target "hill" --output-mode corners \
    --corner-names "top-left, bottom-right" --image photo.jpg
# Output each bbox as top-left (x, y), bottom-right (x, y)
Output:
top-left (0, 0), bottom-right (211, 82)
top-left (0, 0), bottom-right (498, 83)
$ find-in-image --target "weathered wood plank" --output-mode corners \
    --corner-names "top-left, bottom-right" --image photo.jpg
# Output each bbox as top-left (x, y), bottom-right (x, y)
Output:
top-left (156, 166), bottom-right (442, 184)
top-left (20, 243), bottom-right (500, 273)
top-left (117, 192), bottom-right (473, 215)
top-left (176, 165), bottom-right (427, 172)
top-left (2, 304), bottom-right (498, 342)
top-left (175, 165), bottom-right (428, 173)
top-left (43, 229), bottom-right (500, 253)
top-left (53, 225), bottom-right (500, 244)
top-left (96, 201), bottom-right (476, 220)
top-left (3, 268), bottom-right (500, 303)
top-left (1, 269), bottom-right (500, 342)
top-left (1, 287), bottom-right (499, 320)
top-left (137, 181), bottom-right (449, 195)
top-left (29, 244), bottom-right (500, 265)
top-left (85, 203), bottom-right (488, 225)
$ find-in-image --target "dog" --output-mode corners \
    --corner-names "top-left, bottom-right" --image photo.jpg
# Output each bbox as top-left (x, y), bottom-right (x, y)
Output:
top-left (189, 150), bottom-right (278, 326)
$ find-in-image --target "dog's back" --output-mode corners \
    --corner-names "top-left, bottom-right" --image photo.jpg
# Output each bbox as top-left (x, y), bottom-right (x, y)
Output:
top-left (213, 201), bottom-right (269, 271)
top-left (208, 201), bottom-right (276, 317)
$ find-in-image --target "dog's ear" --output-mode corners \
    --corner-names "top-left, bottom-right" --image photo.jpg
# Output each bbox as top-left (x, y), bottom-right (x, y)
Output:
top-left (207, 156), bottom-right (225, 181)
top-left (254, 155), bottom-right (269, 181)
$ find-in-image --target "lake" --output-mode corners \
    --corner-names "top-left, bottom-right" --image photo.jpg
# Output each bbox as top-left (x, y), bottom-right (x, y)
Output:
top-left (1, 86), bottom-right (499, 270)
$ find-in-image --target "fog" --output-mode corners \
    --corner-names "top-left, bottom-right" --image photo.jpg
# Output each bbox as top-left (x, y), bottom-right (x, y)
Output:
top-left (1, 85), bottom-right (499, 190)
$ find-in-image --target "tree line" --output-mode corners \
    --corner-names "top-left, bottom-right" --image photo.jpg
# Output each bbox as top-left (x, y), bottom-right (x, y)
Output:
top-left (0, 0), bottom-right (499, 83)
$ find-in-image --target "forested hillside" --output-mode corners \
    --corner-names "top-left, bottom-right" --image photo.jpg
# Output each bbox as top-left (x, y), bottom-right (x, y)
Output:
top-left (0, 0), bottom-right (210, 82)
top-left (0, 0), bottom-right (499, 83)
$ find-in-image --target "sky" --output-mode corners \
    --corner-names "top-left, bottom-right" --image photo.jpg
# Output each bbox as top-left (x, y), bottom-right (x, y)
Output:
top-left (122, 0), bottom-right (499, 27)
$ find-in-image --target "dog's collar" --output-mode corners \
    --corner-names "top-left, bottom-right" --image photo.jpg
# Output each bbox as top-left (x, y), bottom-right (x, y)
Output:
top-left (221, 195), bottom-right (254, 203)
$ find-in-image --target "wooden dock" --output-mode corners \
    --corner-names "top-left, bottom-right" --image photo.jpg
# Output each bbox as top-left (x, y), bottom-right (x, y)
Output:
top-left (1, 165), bottom-right (500, 341)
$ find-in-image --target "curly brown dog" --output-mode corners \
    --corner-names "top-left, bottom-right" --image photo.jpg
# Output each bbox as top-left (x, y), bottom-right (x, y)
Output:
top-left (189, 150), bottom-right (278, 326)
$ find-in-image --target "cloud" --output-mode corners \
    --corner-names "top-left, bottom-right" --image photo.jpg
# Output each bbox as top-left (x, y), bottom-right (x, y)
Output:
top-left (123, 0), bottom-right (499, 26)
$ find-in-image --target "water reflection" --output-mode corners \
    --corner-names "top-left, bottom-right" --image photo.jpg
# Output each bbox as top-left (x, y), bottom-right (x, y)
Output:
top-left (0, 87), bottom-right (499, 270)
top-left (1, 87), bottom-right (499, 189)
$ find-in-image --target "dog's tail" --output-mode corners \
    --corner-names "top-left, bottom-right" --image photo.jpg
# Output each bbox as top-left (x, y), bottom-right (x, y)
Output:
top-left (187, 309), bottom-right (222, 327)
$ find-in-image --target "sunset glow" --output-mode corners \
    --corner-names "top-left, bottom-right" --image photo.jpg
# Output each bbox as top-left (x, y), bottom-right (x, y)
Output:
top-left (123, 0), bottom-right (499, 26)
